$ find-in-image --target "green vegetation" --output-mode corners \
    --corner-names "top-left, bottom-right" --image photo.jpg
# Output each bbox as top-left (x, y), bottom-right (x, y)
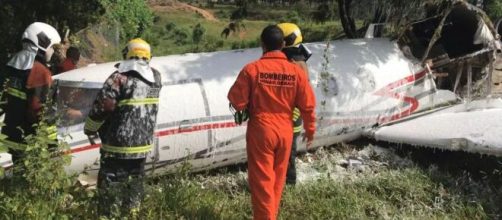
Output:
top-left (139, 165), bottom-right (492, 219)
top-left (0, 145), bottom-right (6, 153)
top-left (485, 0), bottom-right (502, 19)
top-left (0, 0), bottom-right (153, 64)
top-left (0, 116), bottom-right (76, 219)
top-left (142, 10), bottom-right (270, 55)
top-left (139, 6), bottom-right (341, 57)
top-left (100, 0), bottom-right (154, 41)
top-left (2, 145), bottom-right (499, 219)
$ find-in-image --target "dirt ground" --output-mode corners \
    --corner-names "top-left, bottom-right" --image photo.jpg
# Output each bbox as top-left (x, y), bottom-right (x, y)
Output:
top-left (148, 0), bottom-right (218, 21)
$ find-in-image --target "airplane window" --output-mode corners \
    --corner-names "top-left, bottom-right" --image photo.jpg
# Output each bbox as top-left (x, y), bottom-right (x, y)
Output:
top-left (56, 86), bottom-right (100, 127)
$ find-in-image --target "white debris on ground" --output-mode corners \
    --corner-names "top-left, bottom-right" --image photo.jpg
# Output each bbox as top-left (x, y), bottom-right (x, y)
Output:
top-left (295, 144), bottom-right (413, 184)
top-left (192, 143), bottom-right (414, 192)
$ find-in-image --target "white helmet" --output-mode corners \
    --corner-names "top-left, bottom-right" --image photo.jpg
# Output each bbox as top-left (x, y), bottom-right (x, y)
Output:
top-left (22, 22), bottom-right (61, 52)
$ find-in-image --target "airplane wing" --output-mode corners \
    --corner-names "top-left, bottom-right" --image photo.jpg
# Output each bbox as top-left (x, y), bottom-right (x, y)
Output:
top-left (372, 98), bottom-right (502, 156)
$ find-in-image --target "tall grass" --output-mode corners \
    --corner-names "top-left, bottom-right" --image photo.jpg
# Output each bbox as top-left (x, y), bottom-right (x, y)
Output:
top-left (2, 141), bottom-right (498, 219)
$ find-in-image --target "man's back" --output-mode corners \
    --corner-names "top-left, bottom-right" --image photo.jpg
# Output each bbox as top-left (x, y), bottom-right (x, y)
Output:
top-left (227, 25), bottom-right (316, 220)
top-left (228, 51), bottom-right (314, 125)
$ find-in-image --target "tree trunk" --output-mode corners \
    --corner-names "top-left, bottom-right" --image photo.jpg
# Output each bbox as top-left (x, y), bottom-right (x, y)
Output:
top-left (337, 0), bottom-right (357, 38)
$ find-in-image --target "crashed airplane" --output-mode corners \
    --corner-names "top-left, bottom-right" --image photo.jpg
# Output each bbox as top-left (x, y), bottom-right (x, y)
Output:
top-left (0, 2), bottom-right (501, 178)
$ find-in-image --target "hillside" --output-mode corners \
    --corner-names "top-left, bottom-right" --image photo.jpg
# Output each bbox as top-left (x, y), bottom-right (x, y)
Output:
top-left (74, 1), bottom-right (340, 65)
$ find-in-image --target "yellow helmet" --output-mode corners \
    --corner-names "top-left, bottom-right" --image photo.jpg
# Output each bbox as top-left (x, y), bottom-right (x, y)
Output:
top-left (277, 23), bottom-right (303, 47)
top-left (123, 38), bottom-right (152, 61)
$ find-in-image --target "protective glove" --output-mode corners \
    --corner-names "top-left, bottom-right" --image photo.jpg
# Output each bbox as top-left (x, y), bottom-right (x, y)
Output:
top-left (86, 133), bottom-right (99, 145)
top-left (229, 103), bottom-right (249, 125)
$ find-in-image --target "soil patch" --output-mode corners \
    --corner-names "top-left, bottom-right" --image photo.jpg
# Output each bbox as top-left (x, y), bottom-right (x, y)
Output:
top-left (149, 0), bottom-right (218, 21)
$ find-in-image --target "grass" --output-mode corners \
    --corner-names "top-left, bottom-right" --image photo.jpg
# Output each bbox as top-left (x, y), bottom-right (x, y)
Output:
top-left (1, 143), bottom-right (500, 219)
top-left (139, 165), bottom-right (489, 219)
top-left (0, 145), bottom-right (7, 153)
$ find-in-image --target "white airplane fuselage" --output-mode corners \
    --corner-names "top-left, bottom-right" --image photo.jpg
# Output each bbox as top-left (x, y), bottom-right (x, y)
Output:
top-left (50, 38), bottom-right (457, 176)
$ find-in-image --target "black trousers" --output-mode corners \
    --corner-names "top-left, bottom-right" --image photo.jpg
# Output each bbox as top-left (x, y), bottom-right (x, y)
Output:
top-left (286, 130), bottom-right (302, 185)
top-left (97, 157), bottom-right (146, 217)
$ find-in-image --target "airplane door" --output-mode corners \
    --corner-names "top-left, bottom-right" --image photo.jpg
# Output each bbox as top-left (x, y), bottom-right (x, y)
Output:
top-left (154, 79), bottom-right (210, 168)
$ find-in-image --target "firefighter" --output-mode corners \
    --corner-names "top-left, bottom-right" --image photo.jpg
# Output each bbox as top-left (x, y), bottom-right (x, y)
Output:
top-left (1, 22), bottom-right (61, 163)
top-left (277, 23), bottom-right (313, 185)
top-left (228, 25), bottom-right (316, 220)
top-left (84, 38), bottom-right (162, 216)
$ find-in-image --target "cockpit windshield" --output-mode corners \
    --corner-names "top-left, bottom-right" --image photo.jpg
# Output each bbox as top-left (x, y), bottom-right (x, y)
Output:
top-left (56, 85), bottom-right (100, 127)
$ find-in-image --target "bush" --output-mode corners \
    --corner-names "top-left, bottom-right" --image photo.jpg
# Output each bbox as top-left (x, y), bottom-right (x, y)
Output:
top-left (0, 108), bottom-right (89, 218)
top-left (173, 28), bottom-right (190, 46)
top-left (192, 23), bottom-right (206, 45)
top-left (165, 22), bottom-right (177, 32)
top-left (247, 39), bottom-right (259, 48)
top-left (99, 0), bottom-right (154, 41)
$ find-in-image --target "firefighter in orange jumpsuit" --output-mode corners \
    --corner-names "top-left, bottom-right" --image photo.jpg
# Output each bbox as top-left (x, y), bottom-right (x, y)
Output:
top-left (228, 25), bottom-right (316, 220)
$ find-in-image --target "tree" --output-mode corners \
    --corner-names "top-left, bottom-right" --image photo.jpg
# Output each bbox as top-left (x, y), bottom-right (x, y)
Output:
top-left (337, 0), bottom-right (357, 38)
top-left (335, 0), bottom-right (446, 39)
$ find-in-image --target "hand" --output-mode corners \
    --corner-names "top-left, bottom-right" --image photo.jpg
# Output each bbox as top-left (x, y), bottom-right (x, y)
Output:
top-left (66, 108), bottom-right (83, 120)
top-left (86, 132), bottom-right (99, 145)
top-left (302, 132), bottom-right (314, 150)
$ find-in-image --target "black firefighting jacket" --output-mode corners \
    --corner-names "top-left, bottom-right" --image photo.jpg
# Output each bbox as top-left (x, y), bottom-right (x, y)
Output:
top-left (84, 67), bottom-right (162, 159)
top-left (282, 44), bottom-right (311, 134)
top-left (1, 58), bottom-right (57, 151)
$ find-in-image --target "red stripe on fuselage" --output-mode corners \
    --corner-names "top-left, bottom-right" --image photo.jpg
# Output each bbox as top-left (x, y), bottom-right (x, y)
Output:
top-left (374, 70), bottom-right (426, 123)
top-left (69, 121), bottom-right (238, 154)
top-left (156, 122), bottom-right (237, 136)
top-left (71, 143), bottom-right (102, 154)
top-left (322, 69), bottom-right (427, 126)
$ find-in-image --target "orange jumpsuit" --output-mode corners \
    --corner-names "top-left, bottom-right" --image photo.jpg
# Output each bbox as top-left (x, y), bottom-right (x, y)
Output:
top-left (228, 51), bottom-right (316, 220)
